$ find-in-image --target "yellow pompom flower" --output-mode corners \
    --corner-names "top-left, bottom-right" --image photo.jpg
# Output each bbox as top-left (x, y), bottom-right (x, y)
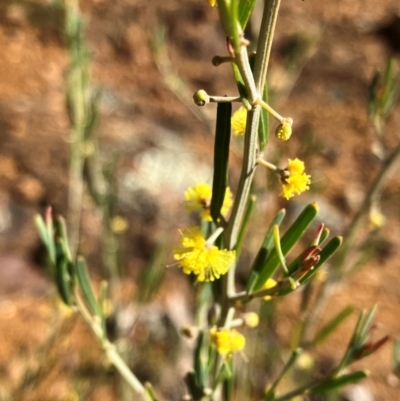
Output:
top-left (210, 326), bottom-right (246, 355)
top-left (231, 106), bottom-right (247, 136)
top-left (184, 183), bottom-right (233, 221)
top-left (281, 158), bottom-right (311, 200)
top-left (208, 0), bottom-right (217, 6)
top-left (173, 227), bottom-right (235, 282)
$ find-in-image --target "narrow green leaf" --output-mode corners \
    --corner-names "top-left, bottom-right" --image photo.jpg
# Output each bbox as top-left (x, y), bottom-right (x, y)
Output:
top-left (229, 0), bottom-right (241, 50)
top-left (35, 215), bottom-right (51, 252)
top-left (194, 331), bottom-right (206, 388)
top-left (258, 83), bottom-right (269, 151)
top-left (314, 236), bottom-right (342, 268)
top-left (367, 70), bottom-right (380, 120)
top-left (309, 370), bottom-right (369, 395)
top-left (253, 203), bottom-right (318, 291)
top-left (223, 359), bottom-right (234, 401)
top-left (55, 241), bottom-right (73, 306)
top-left (216, 0), bottom-right (243, 51)
top-left (99, 280), bottom-right (109, 333)
top-left (211, 102), bottom-right (232, 223)
top-left (238, 0), bottom-right (257, 30)
top-left (54, 216), bottom-right (72, 262)
top-left (185, 371), bottom-right (205, 401)
top-left (83, 88), bottom-right (101, 141)
top-left (312, 306), bottom-right (355, 346)
top-left (246, 209), bottom-right (286, 293)
top-left (232, 64), bottom-right (251, 109)
top-left (45, 208), bottom-right (56, 265)
top-left (273, 225), bottom-right (288, 273)
top-left (210, 233), bottom-right (227, 301)
top-left (352, 310), bottom-right (367, 343)
top-left (76, 256), bottom-right (101, 317)
top-left (361, 305), bottom-right (378, 338)
top-left (235, 194), bottom-right (257, 258)
top-left (381, 58), bottom-right (400, 117)
top-left (35, 211), bottom-right (57, 266)
top-left (144, 383), bottom-right (159, 401)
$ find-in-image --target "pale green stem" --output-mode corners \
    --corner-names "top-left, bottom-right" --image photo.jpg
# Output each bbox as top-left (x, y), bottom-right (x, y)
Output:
top-left (273, 225), bottom-right (289, 275)
top-left (255, 97), bottom-right (284, 123)
top-left (253, 0), bottom-right (282, 93)
top-left (235, 46), bottom-right (259, 104)
top-left (224, 0), bottom-right (283, 251)
top-left (209, 96), bottom-right (242, 103)
top-left (273, 225), bottom-right (297, 290)
top-left (207, 227), bottom-right (225, 246)
top-left (229, 284), bottom-right (282, 304)
top-left (224, 106), bottom-right (260, 265)
top-left (256, 157), bottom-right (278, 171)
top-left (273, 382), bottom-right (313, 401)
top-left (65, 0), bottom-right (85, 259)
top-left (75, 291), bottom-right (152, 401)
top-left (223, 307), bottom-right (236, 328)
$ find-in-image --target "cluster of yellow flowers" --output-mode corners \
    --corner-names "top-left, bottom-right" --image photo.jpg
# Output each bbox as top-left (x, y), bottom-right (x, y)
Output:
top-left (184, 183), bottom-right (233, 221)
top-left (210, 326), bottom-right (246, 355)
top-left (173, 226), bottom-right (235, 282)
top-left (173, 183), bottom-right (235, 282)
top-left (281, 158), bottom-right (311, 200)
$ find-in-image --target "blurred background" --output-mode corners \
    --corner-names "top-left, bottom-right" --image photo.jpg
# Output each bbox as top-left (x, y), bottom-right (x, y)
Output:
top-left (0, 0), bottom-right (400, 400)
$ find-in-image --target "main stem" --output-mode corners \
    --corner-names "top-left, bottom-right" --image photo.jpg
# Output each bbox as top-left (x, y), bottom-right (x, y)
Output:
top-left (253, 0), bottom-right (281, 93)
top-left (76, 292), bottom-right (152, 401)
top-left (225, 0), bottom-right (281, 250)
top-left (223, 0), bottom-right (282, 300)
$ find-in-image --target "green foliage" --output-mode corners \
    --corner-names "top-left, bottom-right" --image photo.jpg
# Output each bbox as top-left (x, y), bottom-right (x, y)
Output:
top-left (211, 103), bottom-right (232, 223)
top-left (252, 203), bottom-right (318, 291)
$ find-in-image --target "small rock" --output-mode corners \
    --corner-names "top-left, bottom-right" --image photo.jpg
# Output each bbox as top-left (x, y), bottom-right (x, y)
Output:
top-left (16, 175), bottom-right (44, 202)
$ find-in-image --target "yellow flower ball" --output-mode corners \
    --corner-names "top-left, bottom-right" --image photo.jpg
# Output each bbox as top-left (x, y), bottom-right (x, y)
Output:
top-left (173, 227), bottom-right (235, 282)
top-left (231, 106), bottom-right (248, 136)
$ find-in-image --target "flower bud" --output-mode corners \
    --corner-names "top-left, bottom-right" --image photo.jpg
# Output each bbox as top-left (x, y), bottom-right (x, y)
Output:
top-left (275, 118), bottom-right (293, 141)
top-left (193, 89), bottom-right (210, 106)
top-left (244, 312), bottom-right (259, 328)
